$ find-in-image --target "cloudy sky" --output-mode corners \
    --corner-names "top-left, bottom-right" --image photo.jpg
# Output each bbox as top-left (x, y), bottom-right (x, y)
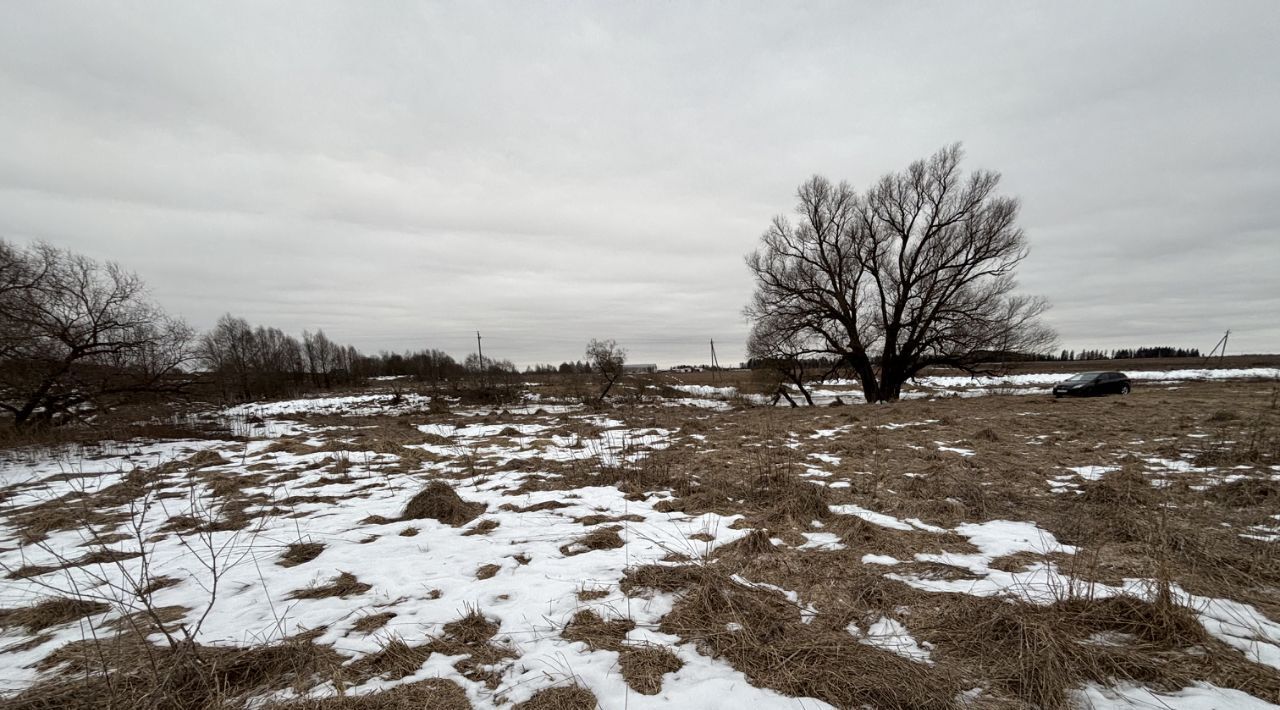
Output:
top-left (2, 1), bottom-right (1277, 367)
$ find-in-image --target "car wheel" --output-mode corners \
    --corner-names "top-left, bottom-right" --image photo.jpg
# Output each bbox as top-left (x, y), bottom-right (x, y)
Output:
top-left (1120, 384), bottom-right (1130, 395)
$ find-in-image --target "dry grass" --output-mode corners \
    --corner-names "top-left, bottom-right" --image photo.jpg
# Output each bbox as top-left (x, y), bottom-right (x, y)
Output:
top-left (7, 547), bottom-right (141, 580)
top-left (475, 563), bottom-right (501, 580)
top-left (0, 597), bottom-right (109, 633)
top-left (512, 685), bottom-right (598, 710)
top-left (289, 572), bottom-right (372, 600)
top-left (559, 526), bottom-right (625, 556)
top-left (619, 645), bottom-right (683, 695)
top-left (268, 678), bottom-right (470, 709)
top-left (351, 612), bottom-right (396, 634)
top-left (912, 592), bottom-right (1280, 708)
top-left (6, 379), bottom-right (1280, 707)
top-left (279, 542), bottom-right (325, 567)
top-left (7, 629), bottom-right (347, 710)
top-left (623, 564), bottom-right (956, 709)
top-left (462, 518), bottom-right (500, 536)
top-left (400, 481), bottom-right (485, 526)
top-left (561, 609), bottom-right (634, 650)
top-left (577, 587), bottom-right (609, 601)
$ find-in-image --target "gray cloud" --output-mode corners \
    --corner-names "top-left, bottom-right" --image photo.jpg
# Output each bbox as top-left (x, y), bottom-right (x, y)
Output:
top-left (2, 1), bottom-right (1277, 366)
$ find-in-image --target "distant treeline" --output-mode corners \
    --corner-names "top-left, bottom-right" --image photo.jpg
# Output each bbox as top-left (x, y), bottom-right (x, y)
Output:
top-left (199, 314), bottom-right (621, 402)
top-left (1048, 346), bottom-right (1202, 361)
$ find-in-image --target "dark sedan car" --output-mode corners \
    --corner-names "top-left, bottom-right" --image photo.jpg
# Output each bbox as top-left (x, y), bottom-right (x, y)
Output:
top-left (1052, 371), bottom-right (1131, 398)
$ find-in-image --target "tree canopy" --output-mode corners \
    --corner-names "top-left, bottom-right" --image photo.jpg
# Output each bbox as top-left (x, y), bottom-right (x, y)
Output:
top-left (745, 144), bottom-right (1056, 402)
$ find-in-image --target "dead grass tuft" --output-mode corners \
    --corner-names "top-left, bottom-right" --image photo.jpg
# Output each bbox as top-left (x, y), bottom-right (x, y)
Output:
top-left (442, 607), bottom-right (499, 645)
top-left (352, 637), bottom-right (432, 680)
top-left (10, 628), bottom-right (347, 710)
top-left (577, 587), bottom-right (609, 602)
top-left (279, 542), bottom-right (325, 567)
top-left (475, 563), bottom-right (501, 580)
top-left (619, 645), bottom-right (683, 695)
top-left (290, 572), bottom-right (372, 600)
top-left (400, 481), bottom-right (485, 526)
top-left (499, 500), bottom-right (571, 513)
top-left (462, 519), bottom-right (500, 536)
top-left (513, 685), bottom-right (597, 710)
top-left (560, 526), bottom-right (624, 556)
top-left (185, 449), bottom-right (229, 469)
top-left (351, 612), bottom-right (396, 634)
top-left (0, 597), bottom-right (109, 633)
top-left (972, 426), bottom-right (1001, 441)
top-left (270, 678), bottom-right (470, 709)
top-left (7, 548), bottom-right (141, 580)
top-left (561, 609), bottom-right (634, 651)
top-left (1208, 476), bottom-right (1280, 507)
top-left (914, 592), bottom-right (1280, 708)
top-left (630, 564), bottom-right (956, 709)
top-left (714, 528), bottom-right (778, 557)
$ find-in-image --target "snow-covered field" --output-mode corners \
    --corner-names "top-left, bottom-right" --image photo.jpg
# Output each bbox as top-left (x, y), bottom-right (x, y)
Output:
top-left (666, 367), bottom-right (1280, 406)
top-left (2, 380), bottom-right (1279, 708)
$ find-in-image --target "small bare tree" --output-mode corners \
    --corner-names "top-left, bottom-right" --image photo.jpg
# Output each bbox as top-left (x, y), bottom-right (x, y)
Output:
top-left (745, 144), bottom-right (1056, 403)
top-left (747, 314), bottom-right (824, 407)
top-left (585, 338), bottom-right (626, 402)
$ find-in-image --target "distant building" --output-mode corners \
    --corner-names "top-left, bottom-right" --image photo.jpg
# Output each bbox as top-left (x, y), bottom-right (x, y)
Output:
top-left (623, 363), bottom-right (657, 374)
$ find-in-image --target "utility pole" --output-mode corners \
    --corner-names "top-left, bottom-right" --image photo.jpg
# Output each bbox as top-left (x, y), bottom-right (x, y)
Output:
top-left (476, 331), bottom-right (484, 370)
top-left (1202, 330), bottom-right (1230, 365)
top-left (710, 338), bottom-right (721, 382)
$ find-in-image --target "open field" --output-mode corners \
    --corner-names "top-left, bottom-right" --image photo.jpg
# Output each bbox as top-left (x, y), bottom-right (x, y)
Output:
top-left (2, 373), bottom-right (1279, 708)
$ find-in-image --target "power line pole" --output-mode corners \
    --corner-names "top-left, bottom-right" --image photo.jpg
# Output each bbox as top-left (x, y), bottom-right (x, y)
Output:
top-left (476, 331), bottom-right (484, 369)
top-left (710, 338), bottom-right (721, 382)
top-left (1202, 329), bottom-right (1230, 365)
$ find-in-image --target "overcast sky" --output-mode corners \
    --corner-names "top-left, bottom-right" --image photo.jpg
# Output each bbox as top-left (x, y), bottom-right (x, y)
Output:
top-left (2, 2), bottom-right (1278, 367)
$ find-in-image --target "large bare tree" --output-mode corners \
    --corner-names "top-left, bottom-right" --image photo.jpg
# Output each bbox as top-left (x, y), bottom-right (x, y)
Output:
top-left (0, 241), bottom-right (194, 426)
top-left (746, 144), bottom-right (1056, 403)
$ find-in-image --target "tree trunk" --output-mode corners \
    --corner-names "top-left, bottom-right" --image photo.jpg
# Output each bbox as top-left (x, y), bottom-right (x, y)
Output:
top-left (845, 352), bottom-right (881, 403)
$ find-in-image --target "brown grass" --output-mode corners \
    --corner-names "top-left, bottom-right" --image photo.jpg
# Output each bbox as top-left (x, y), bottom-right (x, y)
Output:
top-left (7, 548), bottom-right (141, 580)
top-left (619, 645), bottom-right (683, 695)
top-left (268, 678), bottom-right (470, 709)
top-left (475, 563), bottom-right (501, 580)
top-left (561, 609), bottom-right (634, 651)
top-left (559, 526), bottom-right (625, 556)
top-left (351, 612), bottom-right (396, 633)
top-left (8, 629), bottom-right (347, 710)
top-left (279, 542), bottom-right (325, 567)
top-left (400, 481), bottom-right (485, 526)
top-left (289, 572), bottom-right (372, 600)
top-left (513, 685), bottom-right (598, 710)
top-left (913, 592), bottom-right (1280, 708)
top-left (628, 563), bottom-right (955, 709)
top-left (462, 518), bottom-right (500, 536)
top-left (577, 587), bottom-right (609, 601)
top-left (714, 528), bottom-right (778, 558)
top-left (0, 597), bottom-right (109, 633)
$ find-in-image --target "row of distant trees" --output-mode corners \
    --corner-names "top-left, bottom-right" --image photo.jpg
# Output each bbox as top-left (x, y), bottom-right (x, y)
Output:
top-left (1049, 347), bottom-right (1202, 361)
top-left (0, 239), bottom-right (638, 426)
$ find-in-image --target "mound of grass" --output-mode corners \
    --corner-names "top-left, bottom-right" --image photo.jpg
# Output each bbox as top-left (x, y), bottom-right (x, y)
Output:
top-left (561, 609), bottom-right (634, 651)
top-left (513, 685), bottom-right (597, 710)
top-left (559, 526), bottom-right (625, 556)
top-left (400, 481), bottom-right (485, 526)
top-left (620, 645), bottom-right (683, 695)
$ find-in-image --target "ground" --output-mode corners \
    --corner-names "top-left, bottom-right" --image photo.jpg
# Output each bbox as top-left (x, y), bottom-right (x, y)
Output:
top-left (1, 368), bottom-right (1278, 709)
